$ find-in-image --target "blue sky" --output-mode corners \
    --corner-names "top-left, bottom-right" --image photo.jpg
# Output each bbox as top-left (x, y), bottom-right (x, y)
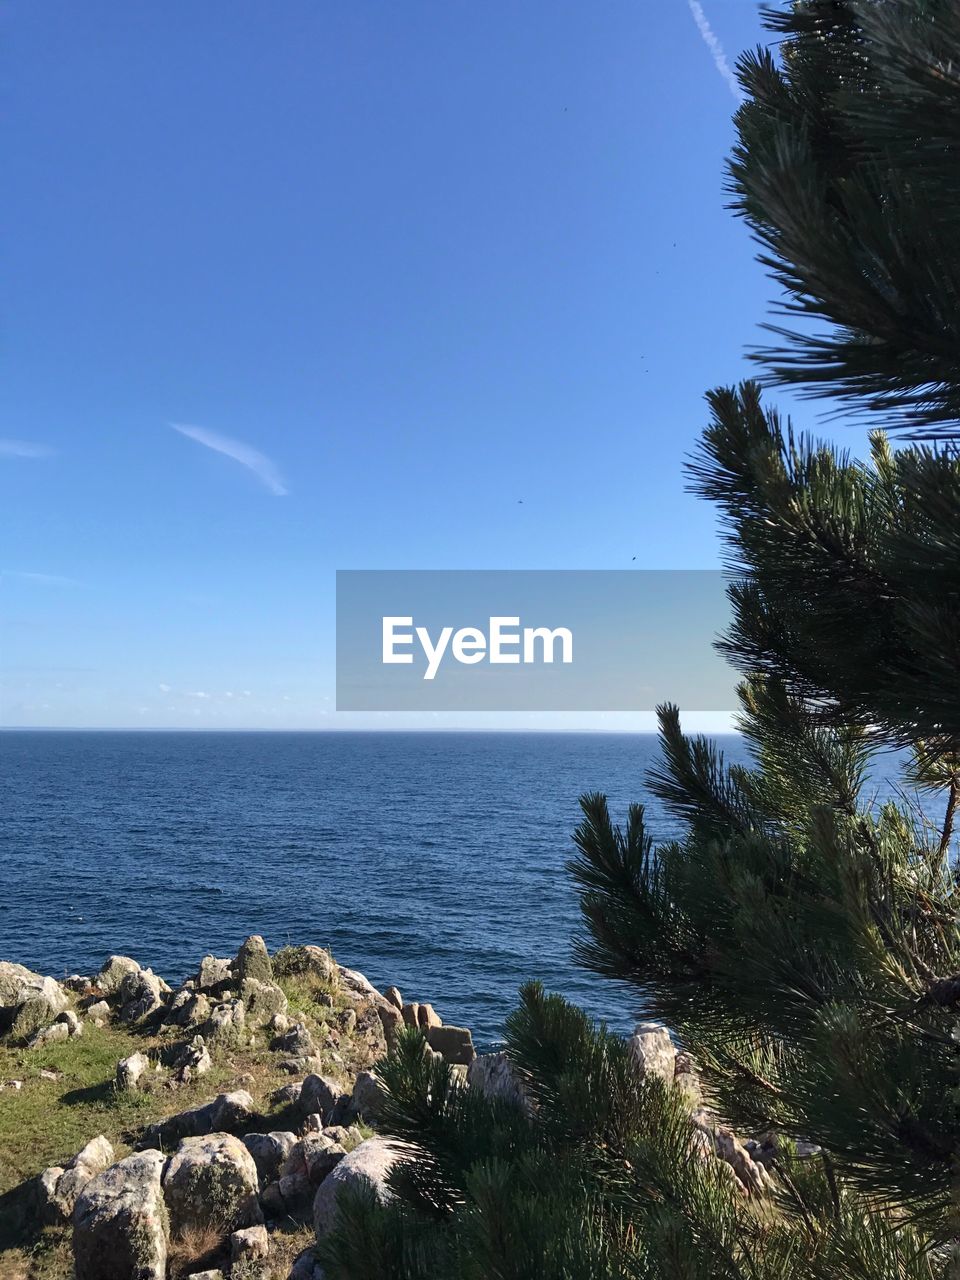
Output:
top-left (0, 2), bottom-right (833, 730)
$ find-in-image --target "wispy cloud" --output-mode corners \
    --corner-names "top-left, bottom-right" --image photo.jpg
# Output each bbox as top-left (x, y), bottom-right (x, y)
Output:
top-left (171, 423), bottom-right (288, 496)
top-left (0, 570), bottom-right (80, 586)
top-left (687, 0), bottom-right (744, 103)
top-left (0, 438), bottom-right (55, 459)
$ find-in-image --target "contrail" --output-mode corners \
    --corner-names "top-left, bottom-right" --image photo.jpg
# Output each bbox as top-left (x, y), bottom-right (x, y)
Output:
top-left (171, 423), bottom-right (288, 496)
top-left (687, 0), bottom-right (744, 103)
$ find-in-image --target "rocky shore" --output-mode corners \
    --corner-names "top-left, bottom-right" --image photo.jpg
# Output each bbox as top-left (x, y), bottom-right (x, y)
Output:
top-left (0, 938), bottom-right (774, 1280)
top-left (0, 937), bottom-right (480, 1280)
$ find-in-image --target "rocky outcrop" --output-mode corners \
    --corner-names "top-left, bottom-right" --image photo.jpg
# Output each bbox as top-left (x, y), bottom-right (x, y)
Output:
top-left (0, 961), bottom-right (68, 1039)
top-left (37, 1136), bottom-right (116, 1225)
top-left (230, 1223), bottom-right (269, 1264)
top-left (73, 1150), bottom-right (168, 1280)
top-left (166, 987), bottom-right (211, 1028)
top-left (2, 936), bottom-right (481, 1279)
top-left (203, 998), bottom-right (245, 1046)
top-left (425, 1024), bottom-right (476, 1065)
top-left (242, 1130), bottom-right (298, 1184)
top-left (349, 1070), bottom-right (387, 1119)
top-left (92, 956), bottom-right (141, 996)
top-left (162, 1133), bottom-right (262, 1235)
top-left (628, 1021), bottom-right (676, 1083)
top-left (239, 976), bottom-right (288, 1027)
top-left (116, 1051), bottom-right (151, 1092)
top-left (298, 1073), bottom-right (346, 1122)
top-left (118, 967), bottom-right (164, 1024)
top-left (467, 1052), bottom-right (531, 1113)
top-left (27, 1020), bottom-right (72, 1048)
top-left (313, 1137), bottom-right (405, 1237)
top-left (196, 955), bottom-right (232, 992)
top-left (234, 934), bottom-right (273, 986)
top-left (140, 1090), bottom-right (255, 1150)
top-left (170, 1034), bottom-right (212, 1081)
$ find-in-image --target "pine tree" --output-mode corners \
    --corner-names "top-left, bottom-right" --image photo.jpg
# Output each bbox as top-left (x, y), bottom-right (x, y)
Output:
top-left (316, 4), bottom-right (960, 1276)
top-left (731, 0), bottom-right (960, 436)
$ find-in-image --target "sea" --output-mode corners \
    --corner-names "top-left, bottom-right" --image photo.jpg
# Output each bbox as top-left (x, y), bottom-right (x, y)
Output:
top-left (1, 730), bottom-right (750, 1046)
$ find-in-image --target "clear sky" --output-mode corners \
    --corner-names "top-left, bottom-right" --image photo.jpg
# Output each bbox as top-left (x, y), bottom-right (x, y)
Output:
top-left (0, 2), bottom-right (840, 731)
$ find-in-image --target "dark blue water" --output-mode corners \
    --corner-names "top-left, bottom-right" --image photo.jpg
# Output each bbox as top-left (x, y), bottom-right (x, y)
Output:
top-left (0, 731), bottom-right (749, 1045)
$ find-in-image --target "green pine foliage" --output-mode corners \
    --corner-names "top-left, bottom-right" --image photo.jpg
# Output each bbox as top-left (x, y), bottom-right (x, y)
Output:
top-left (731, 0), bottom-right (960, 434)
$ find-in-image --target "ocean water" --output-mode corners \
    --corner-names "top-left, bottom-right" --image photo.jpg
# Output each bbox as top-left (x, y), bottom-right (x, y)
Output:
top-left (0, 730), bottom-right (749, 1046)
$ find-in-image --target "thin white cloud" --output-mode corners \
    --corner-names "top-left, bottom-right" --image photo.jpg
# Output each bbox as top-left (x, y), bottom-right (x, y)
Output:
top-left (0, 438), bottom-right (55, 459)
top-left (158, 683), bottom-right (172, 694)
top-left (687, 0), bottom-right (744, 103)
top-left (171, 423), bottom-right (288, 496)
top-left (186, 690), bottom-right (211, 700)
top-left (0, 570), bottom-right (80, 586)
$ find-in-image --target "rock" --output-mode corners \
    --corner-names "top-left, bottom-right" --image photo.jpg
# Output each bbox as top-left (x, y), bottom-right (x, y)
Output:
top-left (289, 1246), bottom-right (324, 1280)
top-left (278, 1055), bottom-right (318, 1075)
top-left (384, 986), bottom-right (403, 1010)
top-left (401, 1002), bottom-right (420, 1028)
top-left (299, 1073), bottom-right (345, 1120)
top-left (196, 955), bottom-right (232, 991)
top-left (235, 935), bottom-right (273, 985)
top-left (231, 1223), bottom-right (269, 1263)
top-left (339, 1007), bottom-right (357, 1034)
top-left (163, 1133), bottom-right (262, 1235)
top-left (187, 1272), bottom-right (225, 1280)
top-left (303, 1112), bottom-right (323, 1132)
top-left (713, 1125), bottom-right (774, 1196)
top-left (467, 1052), bottom-right (531, 1112)
top-left (38, 1135), bottom-right (116, 1223)
top-left (3, 1078), bottom-right (23, 1091)
top-left (351, 999), bottom-right (389, 1062)
top-left (290, 1135), bottom-right (346, 1184)
top-left (36, 1164), bottom-right (67, 1225)
top-left (92, 955), bottom-right (143, 997)
top-left (674, 1052), bottom-right (702, 1108)
top-left (322, 1124), bottom-right (363, 1151)
top-left (272, 1020), bottom-right (315, 1057)
top-left (313, 1137), bottom-right (405, 1236)
top-left (73, 1149), bottom-right (168, 1280)
top-left (424, 1024), bottom-right (476, 1065)
top-left (56, 1008), bottom-right (83, 1036)
top-left (240, 976), bottom-right (288, 1028)
top-left (203, 997), bottom-right (245, 1045)
top-left (350, 1070), bottom-right (386, 1119)
top-left (0, 961), bottom-right (68, 1037)
top-left (242, 1131), bottom-right (297, 1183)
top-left (171, 1034), bottom-right (212, 1079)
top-left (141, 1090), bottom-right (255, 1149)
top-left (86, 1000), bottom-right (111, 1022)
top-left (116, 1050), bottom-right (151, 1092)
top-left (417, 1003), bottom-right (441, 1029)
top-left (166, 988), bottom-right (212, 1028)
top-left (118, 967), bottom-right (163, 1023)
top-left (628, 1021), bottom-right (676, 1084)
top-left (270, 1080), bottom-right (303, 1108)
top-left (277, 945), bottom-right (339, 988)
top-left (27, 1020), bottom-right (71, 1047)
top-left (337, 966), bottom-right (381, 1000)
top-left (377, 1002), bottom-right (403, 1050)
